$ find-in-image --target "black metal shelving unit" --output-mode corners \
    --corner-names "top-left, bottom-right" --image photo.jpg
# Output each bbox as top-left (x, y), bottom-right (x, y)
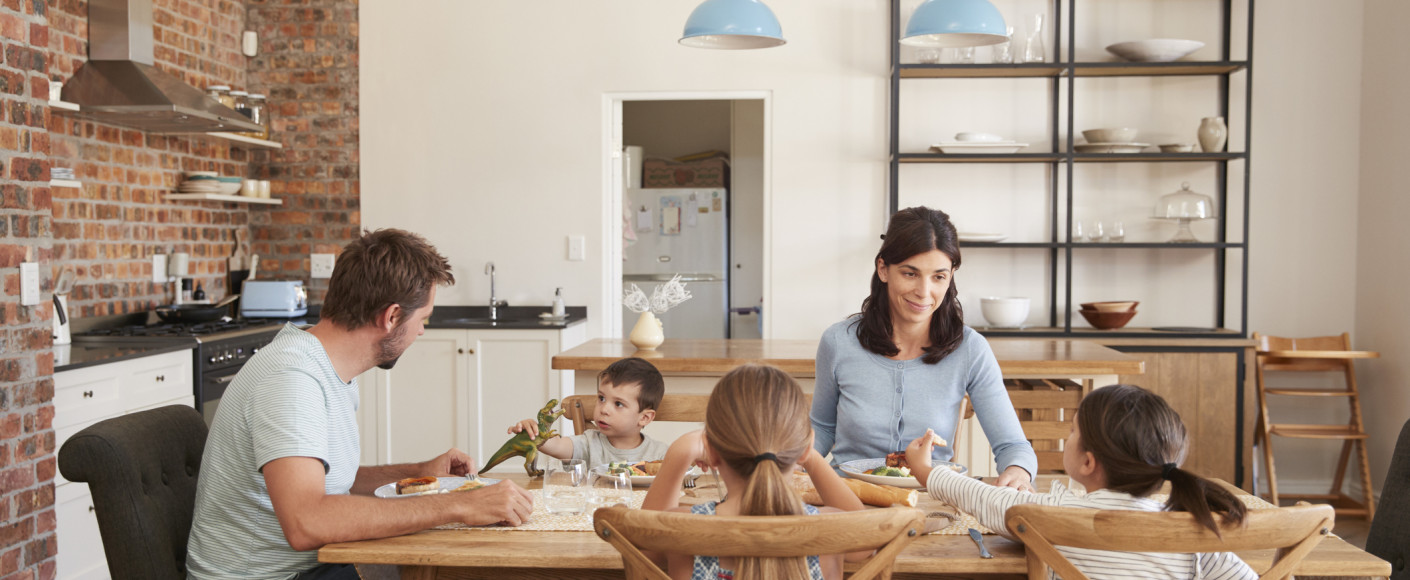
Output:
top-left (887, 0), bottom-right (1254, 339)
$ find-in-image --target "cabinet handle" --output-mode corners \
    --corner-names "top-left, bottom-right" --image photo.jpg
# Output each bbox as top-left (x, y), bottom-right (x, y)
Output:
top-left (467, 348), bottom-right (474, 355)
top-left (156, 375), bottom-right (165, 382)
top-left (83, 390), bottom-right (93, 398)
top-left (458, 349), bottom-right (464, 354)
top-left (459, 348), bottom-right (475, 355)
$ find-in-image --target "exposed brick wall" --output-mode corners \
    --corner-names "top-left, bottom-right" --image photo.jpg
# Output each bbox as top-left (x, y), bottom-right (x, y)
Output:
top-left (246, 0), bottom-right (360, 303)
top-left (1, 0), bottom-right (57, 577)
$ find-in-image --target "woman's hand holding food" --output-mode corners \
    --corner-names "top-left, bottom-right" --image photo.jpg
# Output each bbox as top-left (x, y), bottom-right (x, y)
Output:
top-left (641, 430), bottom-right (708, 511)
top-left (995, 465), bottom-right (1034, 492)
top-left (904, 429), bottom-right (943, 485)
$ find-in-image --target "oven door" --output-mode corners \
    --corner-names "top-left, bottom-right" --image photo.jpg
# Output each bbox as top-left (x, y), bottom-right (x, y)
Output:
top-left (200, 366), bottom-right (240, 426)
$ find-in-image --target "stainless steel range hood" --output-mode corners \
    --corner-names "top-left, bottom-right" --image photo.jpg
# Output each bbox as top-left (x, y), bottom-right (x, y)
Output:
top-left (60, 0), bottom-right (261, 134)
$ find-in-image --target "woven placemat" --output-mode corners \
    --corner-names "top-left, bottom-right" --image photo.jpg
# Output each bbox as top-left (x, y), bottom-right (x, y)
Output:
top-left (437, 489), bottom-right (648, 532)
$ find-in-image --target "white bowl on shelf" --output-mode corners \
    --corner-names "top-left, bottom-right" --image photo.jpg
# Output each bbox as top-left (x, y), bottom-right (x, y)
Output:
top-left (1082, 128), bottom-right (1138, 144)
top-left (1105, 39), bottom-right (1205, 63)
top-left (954, 132), bottom-right (1004, 143)
top-left (980, 297), bottom-right (1030, 328)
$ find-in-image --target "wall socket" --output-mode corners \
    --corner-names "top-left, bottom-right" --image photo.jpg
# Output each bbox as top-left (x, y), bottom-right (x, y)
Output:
top-left (152, 254), bottom-right (168, 283)
top-left (311, 253), bottom-right (335, 279)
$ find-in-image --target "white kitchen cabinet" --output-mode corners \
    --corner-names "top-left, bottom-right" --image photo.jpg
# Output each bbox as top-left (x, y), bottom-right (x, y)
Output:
top-left (54, 349), bottom-right (194, 580)
top-left (357, 325), bottom-right (587, 472)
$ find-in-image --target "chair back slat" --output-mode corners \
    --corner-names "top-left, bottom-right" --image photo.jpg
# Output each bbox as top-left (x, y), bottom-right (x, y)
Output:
top-left (562, 394), bottom-right (711, 435)
top-left (594, 506), bottom-right (924, 580)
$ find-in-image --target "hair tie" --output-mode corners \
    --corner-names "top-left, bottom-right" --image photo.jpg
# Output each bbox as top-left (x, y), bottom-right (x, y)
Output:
top-left (1161, 462), bottom-right (1178, 480)
top-left (753, 452), bottom-right (780, 465)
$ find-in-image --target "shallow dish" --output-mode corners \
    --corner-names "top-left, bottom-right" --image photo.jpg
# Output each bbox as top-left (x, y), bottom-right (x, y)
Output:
top-left (1080, 301), bottom-right (1139, 312)
top-left (592, 465), bottom-right (702, 487)
top-left (1159, 143), bottom-right (1195, 153)
top-left (931, 142), bottom-right (1027, 154)
top-left (839, 458), bottom-right (966, 489)
top-left (1074, 143), bottom-right (1150, 154)
top-left (954, 132), bottom-right (1004, 143)
top-left (1082, 128), bottom-right (1138, 144)
top-left (538, 312), bottom-right (570, 322)
top-left (374, 476), bottom-right (500, 498)
top-left (957, 232), bottom-right (1007, 243)
top-left (1078, 308), bottom-right (1137, 330)
top-left (1106, 39), bottom-right (1205, 63)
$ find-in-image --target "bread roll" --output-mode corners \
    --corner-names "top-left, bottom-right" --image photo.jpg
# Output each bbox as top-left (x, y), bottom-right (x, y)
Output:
top-left (453, 479), bottom-right (486, 492)
top-left (396, 476), bottom-right (438, 495)
top-left (789, 472), bottom-right (918, 508)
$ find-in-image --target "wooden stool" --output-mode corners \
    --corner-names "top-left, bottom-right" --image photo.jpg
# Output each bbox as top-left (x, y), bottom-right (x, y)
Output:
top-left (1254, 332), bottom-right (1378, 521)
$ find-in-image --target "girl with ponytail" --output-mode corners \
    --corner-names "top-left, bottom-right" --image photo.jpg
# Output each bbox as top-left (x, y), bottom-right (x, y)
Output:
top-left (642, 364), bottom-right (868, 580)
top-left (903, 384), bottom-right (1257, 579)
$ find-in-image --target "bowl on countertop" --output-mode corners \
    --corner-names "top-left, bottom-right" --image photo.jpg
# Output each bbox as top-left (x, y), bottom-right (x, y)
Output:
top-left (1082, 128), bottom-right (1139, 144)
top-left (980, 296), bottom-right (1030, 328)
top-left (1079, 301), bottom-right (1138, 312)
top-left (1079, 308), bottom-right (1137, 330)
top-left (1106, 39), bottom-right (1205, 63)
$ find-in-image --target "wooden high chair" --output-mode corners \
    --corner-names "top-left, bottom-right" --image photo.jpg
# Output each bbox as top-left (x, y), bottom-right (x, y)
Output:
top-left (593, 505), bottom-right (925, 580)
top-left (1006, 503), bottom-right (1334, 580)
top-left (561, 393), bottom-right (710, 435)
top-left (1254, 332), bottom-right (1379, 521)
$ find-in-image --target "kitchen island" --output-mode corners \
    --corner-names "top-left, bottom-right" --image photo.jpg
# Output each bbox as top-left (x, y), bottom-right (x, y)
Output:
top-left (552, 338), bottom-right (1143, 476)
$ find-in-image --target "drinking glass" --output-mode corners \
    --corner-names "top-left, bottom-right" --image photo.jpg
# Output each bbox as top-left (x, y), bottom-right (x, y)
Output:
top-left (1108, 221), bottom-right (1126, 242)
top-left (1088, 221), bottom-right (1105, 243)
top-left (586, 469), bottom-right (632, 511)
top-left (543, 459), bottom-right (586, 514)
top-left (1072, 221), bottom-right (1084, 242)
top-left (993, 26), bottom-right (1015, 64)
top-left (1022, 13), bottom-right (1046, 64)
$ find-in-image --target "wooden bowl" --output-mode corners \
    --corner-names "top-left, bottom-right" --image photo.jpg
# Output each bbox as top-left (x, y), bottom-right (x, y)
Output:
top-left (1079, 301), bottom-right (1138, 312)
top-left (1079, 308), bottom-right (1137, 330)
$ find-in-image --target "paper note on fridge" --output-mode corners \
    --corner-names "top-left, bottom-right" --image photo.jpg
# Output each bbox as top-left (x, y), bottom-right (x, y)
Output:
top-left (662, 207), bottom-right (682, 235)
top-left (685, 200), bottom-right (699, 227)
top-left (637, 208), bottom-right (654, 232)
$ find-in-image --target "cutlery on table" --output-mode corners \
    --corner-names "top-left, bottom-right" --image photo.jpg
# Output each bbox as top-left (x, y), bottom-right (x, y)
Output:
top-left (968, 528), bottom-right (993, 559)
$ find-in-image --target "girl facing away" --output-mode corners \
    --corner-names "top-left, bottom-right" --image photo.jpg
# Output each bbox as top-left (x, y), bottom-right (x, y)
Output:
top-left (905, 384), bottom-right (1257, 580)
top-left (642, 364), bottom-right (869, 580)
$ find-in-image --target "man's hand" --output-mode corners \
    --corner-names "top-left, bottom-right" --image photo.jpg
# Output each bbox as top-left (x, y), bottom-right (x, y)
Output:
top-left (421, 448), bottom-right (475, 477)
top-left (995, 464), bottom-right (1034, 492)
top-left (453, 480), bottom-right (534, 527)
top-left (508, 418), bottom-right (539, 439)
top-left (904, 429), bottom-right (942, 485)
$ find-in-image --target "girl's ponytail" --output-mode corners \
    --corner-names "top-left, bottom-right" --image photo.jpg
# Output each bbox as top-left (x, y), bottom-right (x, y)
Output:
top-left (1077, 385), bottom-right (1247, 536)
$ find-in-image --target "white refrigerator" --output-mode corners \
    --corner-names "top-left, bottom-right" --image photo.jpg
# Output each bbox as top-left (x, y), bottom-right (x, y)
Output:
top-left (623, 187), bottom-right (728, 339)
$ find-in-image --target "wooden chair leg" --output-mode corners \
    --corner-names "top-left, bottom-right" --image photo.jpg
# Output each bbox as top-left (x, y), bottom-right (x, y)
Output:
top-left (1357, 439), bottom-right (1376, 522)
top-left (1264, 429), bottom-right (1280, 505)
top-left (1330, 439), bottom-right (1353, 496)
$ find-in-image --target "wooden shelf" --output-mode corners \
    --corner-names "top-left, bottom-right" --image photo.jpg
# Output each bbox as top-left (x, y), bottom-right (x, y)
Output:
top-left (898, 61), bottom-right (1247, 79)
top-left (206, 132), bottom-right (282, 149)
top-left (899, 64), bottom-right (1064, 78)
top-left (980, 327), bottom-right (1243, 339)
top-left (898, 153), bottom-right (1061, 163)
top-left (48, 99), bottom-right (79, 111)
top-left (1073, 61), bottom-right (1248, 77)
top-left (49, 179), bottom-right (82, 188)
top-left (165, 193), bottom-right (282, 205)
top-left (1074, 152), bottom-right (1245, 163)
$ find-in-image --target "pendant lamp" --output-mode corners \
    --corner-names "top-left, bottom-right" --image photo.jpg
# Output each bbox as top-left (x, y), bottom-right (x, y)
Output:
top-left (902, 0), bottom-right (1008, 48)
top-left (680, 0), bottom-right (786, 49)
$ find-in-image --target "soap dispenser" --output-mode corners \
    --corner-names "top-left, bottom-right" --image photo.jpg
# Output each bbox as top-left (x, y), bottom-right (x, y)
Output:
top-left (552, 287), bottom-right (566, 318)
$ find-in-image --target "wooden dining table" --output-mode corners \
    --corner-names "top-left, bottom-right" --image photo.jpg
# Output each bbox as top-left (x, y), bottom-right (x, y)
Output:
top-left (318, 474), bottom-right (1390, 579)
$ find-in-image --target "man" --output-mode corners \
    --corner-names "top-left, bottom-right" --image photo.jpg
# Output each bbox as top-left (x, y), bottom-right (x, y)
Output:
top-left (187, 229), bottom-right (533, 580)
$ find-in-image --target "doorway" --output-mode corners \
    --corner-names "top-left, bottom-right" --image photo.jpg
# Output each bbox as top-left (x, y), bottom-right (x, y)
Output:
top-left (602, 92), bottom-right (770, 340)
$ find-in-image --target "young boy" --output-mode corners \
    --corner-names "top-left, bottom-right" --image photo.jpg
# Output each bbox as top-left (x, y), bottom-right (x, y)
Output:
top-left (508, 357), bottom-right (668, 467)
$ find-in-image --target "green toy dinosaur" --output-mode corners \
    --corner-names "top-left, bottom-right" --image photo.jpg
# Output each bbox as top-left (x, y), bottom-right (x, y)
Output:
top-left (479, 398), bottom-right (565, 477)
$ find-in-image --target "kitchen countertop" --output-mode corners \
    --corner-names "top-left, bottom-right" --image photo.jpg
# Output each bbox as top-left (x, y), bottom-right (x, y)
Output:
top-left (424, 306), bottom-right (587, 330)
top-left (54, 339), bottom-right (198, 373)
top-left (552, 338), bottom-right (1143, 376)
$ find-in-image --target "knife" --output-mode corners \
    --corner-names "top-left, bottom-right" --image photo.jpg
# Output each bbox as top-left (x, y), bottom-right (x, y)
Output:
top-left (968, 528), bottom-right (993, 559)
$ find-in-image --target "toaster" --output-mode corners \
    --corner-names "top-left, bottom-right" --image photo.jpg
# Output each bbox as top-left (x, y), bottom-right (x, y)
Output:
top-left (241, 280), bottom-right (308, 318)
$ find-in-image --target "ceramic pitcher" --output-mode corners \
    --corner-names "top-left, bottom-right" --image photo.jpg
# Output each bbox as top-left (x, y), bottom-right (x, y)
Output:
top-left (629, 311), bottom-right (664, 351)
top-left (1198, 117), bottom-right (1227, 153)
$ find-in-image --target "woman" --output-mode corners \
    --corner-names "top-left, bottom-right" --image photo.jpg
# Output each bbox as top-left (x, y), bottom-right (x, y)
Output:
top-left (810, 206), bottom-right (1037, 491)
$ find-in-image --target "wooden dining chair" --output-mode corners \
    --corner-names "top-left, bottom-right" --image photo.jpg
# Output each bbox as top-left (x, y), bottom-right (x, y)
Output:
top-left (1253, 332), bottom-right (1378, 520)
top-left (561, 393), bottom-right (711, 435)
top-left (1006, 503), bottom-right (1335, 580)
top-left (954, 379), bottom-right (1084, 474)
top-left (593, 505), bottom-right (926, 580)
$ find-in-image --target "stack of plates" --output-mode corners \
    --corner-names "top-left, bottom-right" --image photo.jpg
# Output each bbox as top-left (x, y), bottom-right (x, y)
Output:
top-left (931, 142), bottom-right (1027, 154)
top-left (1074, 143), bottom-right (1151, 154)
top-left (177, 179), bottom-right (222, 193)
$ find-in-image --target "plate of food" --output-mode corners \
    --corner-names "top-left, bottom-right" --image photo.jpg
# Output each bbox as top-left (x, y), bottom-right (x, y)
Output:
top-left (598, 460), bottom-right (703, 487)
top-left (839, 454), bottom-right (967, 489)
top-left (374, 476), bottom-right (500, 498)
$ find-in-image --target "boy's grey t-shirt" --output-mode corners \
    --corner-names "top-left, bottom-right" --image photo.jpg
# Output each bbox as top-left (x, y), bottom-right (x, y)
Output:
top-left (570, 430), bottom-right (668, 468)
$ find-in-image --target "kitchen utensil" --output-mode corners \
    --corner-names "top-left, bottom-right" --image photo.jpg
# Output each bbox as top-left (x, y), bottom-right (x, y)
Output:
top-left (1079, 308), bottom-right (1137, 330)
top-left (154, 303), bottom-right (231, 323)
top-left (213, 293), bottom-right (240, 309)
top-left (1105, 39), bottom-right (1204, 62)
top-left (248, 254), bottom-right (258, 280)
top-left (51, 268), bottom-right (76, 345)
top-left (969, 528), bottom-right (994, 558)
top-left (1081, 128), bottom-right (1138, 143)
top-left (980, 297), bottom-right (1030, 328)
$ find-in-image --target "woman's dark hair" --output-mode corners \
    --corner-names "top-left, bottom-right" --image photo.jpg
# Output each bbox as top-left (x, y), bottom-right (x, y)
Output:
top-left (855, 206), bottom-right (965, 364)
top-left (1076, 384), bottom-right (1247, 536)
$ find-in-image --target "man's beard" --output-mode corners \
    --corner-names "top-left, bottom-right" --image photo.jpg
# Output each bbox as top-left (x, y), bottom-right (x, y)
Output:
top-left (375, 320), bottom-right (410, 370)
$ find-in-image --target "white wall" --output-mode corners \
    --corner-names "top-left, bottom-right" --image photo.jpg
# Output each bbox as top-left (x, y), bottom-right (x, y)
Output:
top-left (1356, 0), bottom-right (1410, 496)
top-left (359, 0), bottom-right (1391, 487)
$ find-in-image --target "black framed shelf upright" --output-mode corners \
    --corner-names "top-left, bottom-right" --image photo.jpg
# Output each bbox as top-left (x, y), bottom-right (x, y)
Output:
top-left (887, 0), bottom-right (1254, 339)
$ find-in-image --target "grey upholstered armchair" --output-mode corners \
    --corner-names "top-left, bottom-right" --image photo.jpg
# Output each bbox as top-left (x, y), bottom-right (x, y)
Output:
top-left (57, 404), bottom-right (208, 580)
top-left (1368, 418), bottom-right (1410, 580)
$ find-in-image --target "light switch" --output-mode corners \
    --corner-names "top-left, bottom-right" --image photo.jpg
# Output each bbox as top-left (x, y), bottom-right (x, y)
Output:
top-left (19, 262), bottom-right (39, 306)
top-left (567, 235), bottom-right (585, 261)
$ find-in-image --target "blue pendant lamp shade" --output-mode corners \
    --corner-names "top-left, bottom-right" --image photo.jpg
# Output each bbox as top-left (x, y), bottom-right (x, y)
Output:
top-left (902, 0), bottom-right (1008, 48)
top-left (680, 0), bottom-right (786, 49)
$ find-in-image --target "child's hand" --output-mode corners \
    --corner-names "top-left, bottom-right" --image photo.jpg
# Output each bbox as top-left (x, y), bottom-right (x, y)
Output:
top-left (507, 419), bottom-right (538, 439)
top-left (641, 430), bottom-right (708, 512)
top-left (905, 429), bottom-right (942, 485)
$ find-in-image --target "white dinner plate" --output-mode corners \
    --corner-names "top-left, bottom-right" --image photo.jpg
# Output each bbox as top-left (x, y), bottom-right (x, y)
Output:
top-left (958, 233), bottom-right (1007, 243)
top-left (374, 476), bottom-right (500, 498)
top-left (838, 458), bottom-right (967, 489)
top-left (930, 142), bottom-right (1028, 154)
top-left (592, 465), bottom-right (702, 487)
top-left (1074, 142), bottom-right (1151, 154)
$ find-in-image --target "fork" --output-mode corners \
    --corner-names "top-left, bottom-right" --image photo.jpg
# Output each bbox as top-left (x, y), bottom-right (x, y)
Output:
top-left (683, 476), bottom-right (696, 489)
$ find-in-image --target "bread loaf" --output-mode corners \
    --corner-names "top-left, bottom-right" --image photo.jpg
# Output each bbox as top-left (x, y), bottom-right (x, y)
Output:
top-left (789, 472), bottom-right (918, 507)
top-left (396, 476), bottom-right (438, 495)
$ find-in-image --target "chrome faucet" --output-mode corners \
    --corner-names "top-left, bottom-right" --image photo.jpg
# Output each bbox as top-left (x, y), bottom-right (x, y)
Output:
top-left (485, 261), bottom-right (506, 319)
